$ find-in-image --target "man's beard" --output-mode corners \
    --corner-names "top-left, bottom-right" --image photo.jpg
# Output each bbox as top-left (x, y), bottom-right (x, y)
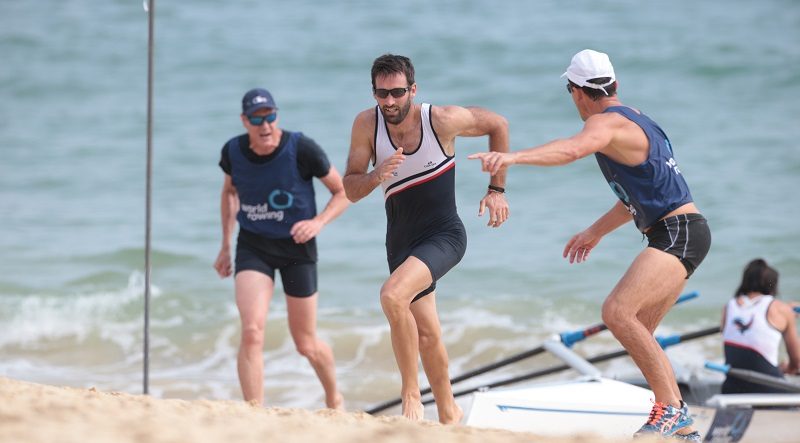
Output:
top-left (382, 99), bottom-right (412, 125)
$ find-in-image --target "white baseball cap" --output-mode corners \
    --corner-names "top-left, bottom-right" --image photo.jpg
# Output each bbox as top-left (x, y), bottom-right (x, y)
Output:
top-left (561, 49), bottom-right (616, 95)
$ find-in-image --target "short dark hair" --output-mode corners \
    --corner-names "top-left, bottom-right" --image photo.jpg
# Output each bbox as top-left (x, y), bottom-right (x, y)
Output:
top-left (371, 54), bottom-right (415, 90)
top-left (735, 258), bottom-right (779, 297)
top-left (569, 78), bottom-right (617, 101)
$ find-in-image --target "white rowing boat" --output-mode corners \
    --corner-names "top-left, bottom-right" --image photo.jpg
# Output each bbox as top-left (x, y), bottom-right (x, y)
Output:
top-left (462, 338), bottom-right (800, 442)
top-left (465, 378), bottom-right (800, 442)
top-left (466, 376), bottom-right (655, 439)
top-left (368, 298), bottom-right (799, 441)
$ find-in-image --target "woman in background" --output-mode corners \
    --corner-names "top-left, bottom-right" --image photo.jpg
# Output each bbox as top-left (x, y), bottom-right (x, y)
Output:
top-left (721, 258), bottom-right (800, 393)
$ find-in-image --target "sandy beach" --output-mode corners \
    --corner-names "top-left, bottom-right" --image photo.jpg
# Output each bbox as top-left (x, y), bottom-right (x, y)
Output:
top-left (0, 377), bottom-right (636, 443)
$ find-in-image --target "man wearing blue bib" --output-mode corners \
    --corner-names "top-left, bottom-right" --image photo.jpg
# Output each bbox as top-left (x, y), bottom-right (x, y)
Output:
top-left (470, 50), bottom-right (710, 441)
top-left (214, 88), bottom-right (349, 409)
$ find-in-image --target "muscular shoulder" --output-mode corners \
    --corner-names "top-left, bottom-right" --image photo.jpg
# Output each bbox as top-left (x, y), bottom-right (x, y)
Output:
top-left (430, 104), bottom-right (496, 140)
top-left (430, 105), bottom-right (469, 131)
top-left (588, 112), bottom-right (648, 163)
top-left (352, 108), bottom-right (377, 135)
top-left (347, 108), bottom-right (378, 170)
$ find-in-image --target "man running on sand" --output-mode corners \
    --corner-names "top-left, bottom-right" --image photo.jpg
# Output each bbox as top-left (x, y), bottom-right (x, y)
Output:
top-left (343, 53), bottom-right (510, 423)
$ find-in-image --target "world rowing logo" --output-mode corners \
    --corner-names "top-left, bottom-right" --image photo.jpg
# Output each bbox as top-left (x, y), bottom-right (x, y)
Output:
top-left (733, 316), bottom-right (754, 334)
top-left (269, 189), bottom-right (294, 209)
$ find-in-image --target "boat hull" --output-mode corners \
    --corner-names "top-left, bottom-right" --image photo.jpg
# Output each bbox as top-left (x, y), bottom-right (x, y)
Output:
top-left (464, 377), bottom-right (800, 442)
top-left (465, 377), bottom-right (654, 439)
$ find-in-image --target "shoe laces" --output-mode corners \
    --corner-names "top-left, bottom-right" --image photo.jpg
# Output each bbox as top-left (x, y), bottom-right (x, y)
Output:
top-left (645, 401), bottom-right (668, 426)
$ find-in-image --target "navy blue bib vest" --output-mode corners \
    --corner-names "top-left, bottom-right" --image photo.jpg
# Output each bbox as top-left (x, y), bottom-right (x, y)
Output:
top-left (228, 131), bottom-right (317, 238)
top-left (595, 106), bottom-right (693, 231)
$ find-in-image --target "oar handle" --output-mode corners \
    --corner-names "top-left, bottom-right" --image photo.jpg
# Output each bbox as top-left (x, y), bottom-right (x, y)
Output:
top-left (560, 323), bottom-right (607, 348)
top-left (705, 361), bottom-right (800, 393)
top-left (656, 334), bottom-right (681, 349)
top-left (705, 361), bottom-right (730, 374)
top-left (657, 326), bottom-right (721, 349)
top-left (676, 290), bottom-right (699, 304)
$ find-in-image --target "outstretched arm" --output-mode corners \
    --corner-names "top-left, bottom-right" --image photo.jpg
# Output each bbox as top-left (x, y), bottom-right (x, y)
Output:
top-left (468, 112), bottom-right (618, 175)
top-left (563, 201), bottom-right (632, 263)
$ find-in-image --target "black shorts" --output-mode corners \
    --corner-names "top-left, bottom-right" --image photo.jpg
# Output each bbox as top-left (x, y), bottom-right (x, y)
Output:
top-left (388, 222), bottom-right (467, 303)
top-left (235, 231), bottom-right (318, 297)
top-left (645, 213), bottom-right (711, 278)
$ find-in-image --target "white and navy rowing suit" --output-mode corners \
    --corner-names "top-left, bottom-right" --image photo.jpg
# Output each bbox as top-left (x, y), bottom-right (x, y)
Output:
top-left (721, 295), bottom-right (786, 393)
top-left (374, 103), bottom-right (467, 302)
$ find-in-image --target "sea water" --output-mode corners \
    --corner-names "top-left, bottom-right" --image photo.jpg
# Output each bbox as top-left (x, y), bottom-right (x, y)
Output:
top-left (1, 0), bottom-right (799, 411)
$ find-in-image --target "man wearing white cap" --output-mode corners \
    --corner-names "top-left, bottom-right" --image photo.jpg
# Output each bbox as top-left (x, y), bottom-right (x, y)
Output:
top-left (469, 50), bottom-right (710, 441)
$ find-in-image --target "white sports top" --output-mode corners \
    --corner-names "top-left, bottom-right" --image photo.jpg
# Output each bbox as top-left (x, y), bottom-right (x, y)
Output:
top-left (722, 295), bottom-right (782, 366)
top-left (374, 103), bottom-right (454, 201)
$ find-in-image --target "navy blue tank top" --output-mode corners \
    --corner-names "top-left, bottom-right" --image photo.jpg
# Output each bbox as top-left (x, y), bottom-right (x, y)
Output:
top-left (595, 106), bottom-right (693, 232)
top-left (227, 131), bottom-right (317, 238)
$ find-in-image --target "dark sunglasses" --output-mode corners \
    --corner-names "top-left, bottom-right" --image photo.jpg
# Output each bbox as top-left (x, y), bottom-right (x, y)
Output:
top-left (247, 113), bottom-right (277, 126)
top-left (373, 86), bottom-right (410, 99)
top-left (566, 83), bottom-right (575, 94)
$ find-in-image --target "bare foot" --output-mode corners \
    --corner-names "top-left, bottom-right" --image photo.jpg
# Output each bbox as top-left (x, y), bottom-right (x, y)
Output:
top-left (401, 400), bottom-right (425, 421)
top-left (439, 404), bottom-right (463, 425)
top-left (326, 392), bottom-right (345, 411)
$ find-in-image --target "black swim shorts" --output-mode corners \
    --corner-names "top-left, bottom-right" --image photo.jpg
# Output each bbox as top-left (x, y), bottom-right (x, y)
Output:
top-left (388, 221), bottom-right (467, 303)
top-left (645, 213), bottom-right (711, 278)
top-left (235, 230), bottom-right (318, 297)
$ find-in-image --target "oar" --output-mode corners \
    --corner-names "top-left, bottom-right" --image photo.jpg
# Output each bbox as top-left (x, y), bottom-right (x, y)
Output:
top-left (365, 290), bottom-right (699, 415)
top-left (704, 362), bottom-right (800, 393)
top-left (656, 325), bottom-right (721, 348)
top-left (365, 321), bottom-right (606, 414)
top-left (794, 306), bottom-right (800, 314)
top-left (422, 325), bottom-right (721, 404)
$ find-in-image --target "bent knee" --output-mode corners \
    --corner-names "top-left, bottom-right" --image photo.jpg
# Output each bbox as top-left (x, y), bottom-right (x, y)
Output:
top-left (601, 300), bottom-right (633, 330)
top-left (294, 338), bottom-right (323, 359)
top-left (296, 343), bottom-right (317, 358)
top-left (380, 284), bottom-right (409, 312)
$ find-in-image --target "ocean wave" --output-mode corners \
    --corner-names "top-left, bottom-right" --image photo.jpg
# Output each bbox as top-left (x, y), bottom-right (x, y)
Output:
top-left (0, 277), bottom-right (725, 410)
